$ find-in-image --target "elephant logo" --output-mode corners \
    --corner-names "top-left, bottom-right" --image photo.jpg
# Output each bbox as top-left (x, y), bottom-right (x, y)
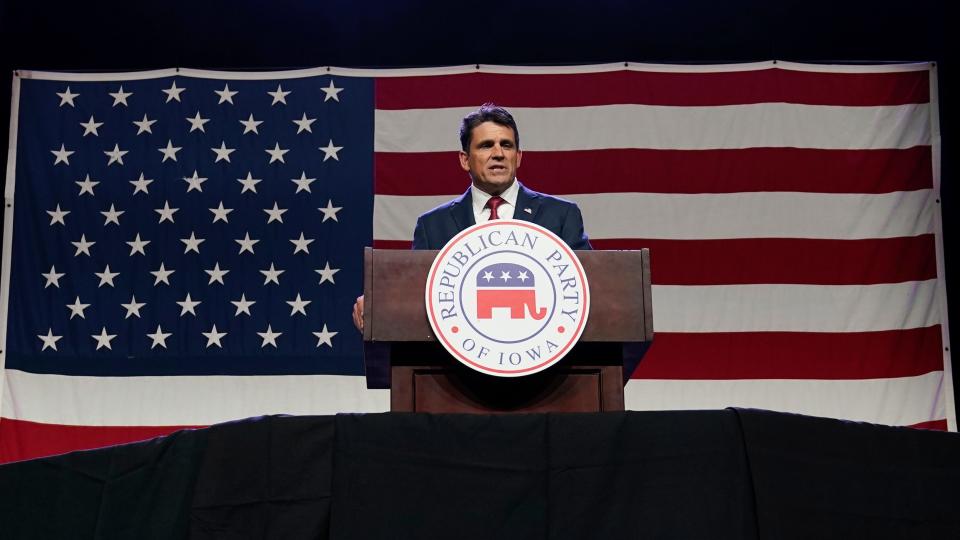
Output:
top-left (475, 262), bottom-right (547, 320)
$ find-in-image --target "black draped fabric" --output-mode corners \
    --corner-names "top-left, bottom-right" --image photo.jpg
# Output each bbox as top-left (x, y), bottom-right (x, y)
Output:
top-left (0, 427), bottom-right (207, 539)
top-left (189, 416), bottom-right (335, 539)
top-left (735, 408), bottom-right (960, 539)
top-left (0, 410), bottom-right (958, 539)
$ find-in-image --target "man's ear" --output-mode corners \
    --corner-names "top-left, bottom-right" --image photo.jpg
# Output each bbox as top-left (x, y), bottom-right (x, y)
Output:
top-left (459, 150), bottom-right (470, 171)
top-left (516, 149), bottom-right (522, 169)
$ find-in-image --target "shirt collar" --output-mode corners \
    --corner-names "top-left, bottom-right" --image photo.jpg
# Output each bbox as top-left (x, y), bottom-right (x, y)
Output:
top-left (471, 179), bottom-right (519, 215)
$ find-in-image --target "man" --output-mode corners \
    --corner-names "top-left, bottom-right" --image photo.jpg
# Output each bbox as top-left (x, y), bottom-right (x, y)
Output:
top-left (353, 103), bottom-right (591, 330)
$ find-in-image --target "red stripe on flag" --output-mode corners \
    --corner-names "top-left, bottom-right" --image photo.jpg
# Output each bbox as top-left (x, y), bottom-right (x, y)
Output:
top-left (631, 326), bottom-right (944, 380)
top-left (375, 147), bottom-right (932, 196)
top-left (0, 419), bottom-right (198, 464)
top-left (372, 237), bottom-right (936, 286)
top-left (908, 419), bottom-right (949, 431)
top-left (373, 239), bottom-right (413, 250)
top-left (591, 236), bottom-right (937, 285)
top-left (375, 69), bottom-right (929, 109)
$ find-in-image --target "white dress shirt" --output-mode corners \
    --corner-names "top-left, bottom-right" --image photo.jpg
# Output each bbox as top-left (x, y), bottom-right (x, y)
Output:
top-left (471, 179), bottom-right (519, 223)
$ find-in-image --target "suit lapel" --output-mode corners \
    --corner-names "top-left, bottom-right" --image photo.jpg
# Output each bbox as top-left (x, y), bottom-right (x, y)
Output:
top-left (513, 181), bottom-right (542, 223)
top-left (449, 188), bottom-right (475, 231)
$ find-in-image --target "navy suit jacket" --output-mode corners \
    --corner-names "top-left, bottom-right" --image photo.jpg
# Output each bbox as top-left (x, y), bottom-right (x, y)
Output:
top-left (412, 182), bottom-right (592, 250)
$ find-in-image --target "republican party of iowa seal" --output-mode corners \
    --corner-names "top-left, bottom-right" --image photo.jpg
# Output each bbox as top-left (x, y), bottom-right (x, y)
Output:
top-left (425, 219), bottom-right (590, 377)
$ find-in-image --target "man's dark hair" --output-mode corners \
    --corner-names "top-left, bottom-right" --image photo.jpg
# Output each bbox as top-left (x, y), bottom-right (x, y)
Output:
top-left (459, 103), bottom-right (520, 152)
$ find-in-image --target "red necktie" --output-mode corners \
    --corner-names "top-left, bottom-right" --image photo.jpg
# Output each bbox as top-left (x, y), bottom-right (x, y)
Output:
top-left (486, 196), bottom-right (505, 220)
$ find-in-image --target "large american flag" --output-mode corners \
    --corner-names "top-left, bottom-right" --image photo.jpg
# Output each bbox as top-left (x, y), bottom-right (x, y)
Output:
top-left (0, 62), bottom-right (952, 463)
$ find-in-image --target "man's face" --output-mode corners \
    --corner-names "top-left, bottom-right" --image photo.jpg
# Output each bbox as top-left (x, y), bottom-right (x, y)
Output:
top-left (460, 121), bottom-right (522, 195)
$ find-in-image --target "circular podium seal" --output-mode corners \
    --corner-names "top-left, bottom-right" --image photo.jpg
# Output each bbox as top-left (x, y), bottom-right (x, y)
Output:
top-left (425, 219), bottom-right (590, 377)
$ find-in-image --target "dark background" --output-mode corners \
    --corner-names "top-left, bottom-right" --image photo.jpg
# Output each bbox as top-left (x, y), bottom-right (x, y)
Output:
top-left (0, 0), bottom-right (954, 417)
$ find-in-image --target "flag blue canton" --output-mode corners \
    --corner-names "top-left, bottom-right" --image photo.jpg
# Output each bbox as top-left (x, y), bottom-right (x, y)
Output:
top-left (6, 75), bottom-right (374, 376)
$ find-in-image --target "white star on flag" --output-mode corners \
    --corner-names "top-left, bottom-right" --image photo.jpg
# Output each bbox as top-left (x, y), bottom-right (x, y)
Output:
top-left (51, 144), bottom-right (74, 165)
top-left (231, 294), bottom-right (256, 316)
top-left (130, 172), bottom-right (153, 195)
top-left (320, 139), bottom-right (343, 161)
top-left (76, 174), bottom-right (99, 196)
top-left (95, 264), bottom-right (120, 287)
top-left (315, 262), bottom-right (339, 284)
top-left (150, 263), bottom-right (175, 286)
top-left (202, 325), bottom-right (227, 348)
top-left (236, 232), bottom-right (259, 254)
top-left (290, 232), bottom-right (314, 254)
top-left (319, 200), bottom-right (342, 222)
top-left (67, 296), bottom-right (90, 319)
top-left (205, 263), bottom-right (229, 285)
top-left (257, 325), bottom-right (282, 348)
top-left (321, 80), bottom-right (343, 102)
top-left (181, 232), bottom-right (205, 254)
top-left (92, 327), bottom-right (118, 350)
top-left (265, 142), bottom-right (290, 163)
top-left (133, 113), bottom-right (156, 135)
top-left (155, 201), bottom-right (179, 223)
top-left (80, 115), bottom-right (103, 136)
top-left (104, 144), bottom-right (129, 166)
top-left (163, 81), bottom-right (186, 103)
top-left (71, 234), bottom-right (95, 257)
top-left (147, 325), bottom-right (172, 349)
top-left (209, 202), bottom-right (233, 223)
top-left (240, 113), bottom-right (263, 134)
top-left (237, 172), bottom-right (262, 194)
top-left (291, 172), bottom-right (316, 193)
top-left (121, 295), bottom-right (146, 319)
top-left (187, 111), bottom-right (211, 132)
top-left (159, 139), bottom-right (182, 162)
top-left (286, 293), bottom-right (311, 316)
top-left (268, 84), bottom-right (291, 105)
top-left (47, 204), bottom-right (70, 225)
top-left (293, 113), bottom-right (316, 133)
top-left (313, 325), bottom-right (337, 348)
top-left (38, 329), bottom-right (63, 352)
top-left (183, 170), bottom-right (208, 193)
top-left (177, 293), bottom-right (201, 316)
top-left (260, 263), bottom-right (284, 285)
top-left (264, 202), bottom-right (287, 223)
top-left (100, 204), bottom-right (124, 226)
top-left (41, 265), bottom-right (65, 288)
top-left (109, 85), bottom-right (133, 106)
top-left (215, 83), bottom-right (238, 104)
top-left (211, 142), bottom-right (236, 163)
top-left (57, 86), bottom-right (79, 107)
top-left (126, 233), bottom-right (150, 256)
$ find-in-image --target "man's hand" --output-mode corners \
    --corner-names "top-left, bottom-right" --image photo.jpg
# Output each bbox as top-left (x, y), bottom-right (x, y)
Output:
top-left (352, 295), bottom-right (364, 332)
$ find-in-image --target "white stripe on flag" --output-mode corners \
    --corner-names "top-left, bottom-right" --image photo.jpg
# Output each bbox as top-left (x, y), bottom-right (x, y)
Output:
top-left (373, 190), bottom-right (935, 241)
top-left (2, 370), bottom-right (390, 426)
top-left (653, 280), bottom-right (939, 333)
top-left (624, 370), bottom-right (946, 427)
top-left (374, 104), bottom-right (931, 152)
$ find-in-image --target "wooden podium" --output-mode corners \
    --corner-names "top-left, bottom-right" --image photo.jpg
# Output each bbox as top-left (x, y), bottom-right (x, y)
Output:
top-left (362, 248), bottom-right (653, 413)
